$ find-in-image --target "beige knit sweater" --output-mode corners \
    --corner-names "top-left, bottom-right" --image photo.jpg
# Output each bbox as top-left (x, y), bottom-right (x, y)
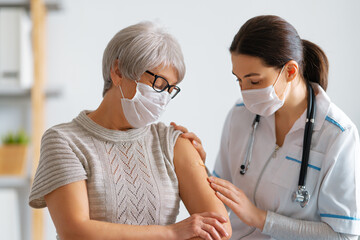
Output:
top-left (29, 110), bottom-right (182, 228)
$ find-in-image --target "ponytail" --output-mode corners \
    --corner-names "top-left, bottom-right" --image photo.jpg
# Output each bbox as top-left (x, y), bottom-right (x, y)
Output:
top-left (301, 39), bottom-right (329, 91)
top-left (231, 16), bottom-right (330, 91)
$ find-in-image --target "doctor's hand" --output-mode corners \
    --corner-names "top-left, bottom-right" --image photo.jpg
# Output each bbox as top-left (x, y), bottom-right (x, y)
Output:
top-left (170, 122), bottom-right (207, 163)
top-left (208, 176), bottom-right (267, 231)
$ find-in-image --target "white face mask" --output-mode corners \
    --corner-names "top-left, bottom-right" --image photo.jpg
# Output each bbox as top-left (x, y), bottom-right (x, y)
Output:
top-left (241, 65), bottom-right (290, 117)
top-left (119, 82), bottom-right (171, 128)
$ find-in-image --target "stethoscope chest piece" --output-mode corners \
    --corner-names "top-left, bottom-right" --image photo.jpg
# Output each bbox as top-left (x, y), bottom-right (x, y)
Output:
top-left (292, 186), bottom-right (310, 208)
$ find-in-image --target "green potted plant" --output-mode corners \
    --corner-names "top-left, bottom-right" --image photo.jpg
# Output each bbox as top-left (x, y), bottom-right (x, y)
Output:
top-left (0, 130), bottom-right (30, 176)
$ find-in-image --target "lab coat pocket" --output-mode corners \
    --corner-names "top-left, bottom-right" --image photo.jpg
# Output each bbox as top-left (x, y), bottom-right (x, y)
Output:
top-left (271, 145), bottom-right (324, 196)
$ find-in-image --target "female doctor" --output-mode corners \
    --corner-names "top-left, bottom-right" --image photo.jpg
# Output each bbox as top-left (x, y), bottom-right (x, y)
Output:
top-left (173, 15), bottom-right (360, 239)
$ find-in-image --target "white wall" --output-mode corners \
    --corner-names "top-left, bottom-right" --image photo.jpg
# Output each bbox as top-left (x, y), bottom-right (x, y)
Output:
top-left (1, 0), bottom-right (360, 239)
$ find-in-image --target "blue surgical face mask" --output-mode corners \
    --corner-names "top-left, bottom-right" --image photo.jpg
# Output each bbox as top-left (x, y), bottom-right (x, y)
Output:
top-left (241, 65), bottom-right (290, 117)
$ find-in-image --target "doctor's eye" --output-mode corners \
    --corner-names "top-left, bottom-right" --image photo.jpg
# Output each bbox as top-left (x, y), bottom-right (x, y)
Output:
top-left (251, 81), bottom-right (260, 85)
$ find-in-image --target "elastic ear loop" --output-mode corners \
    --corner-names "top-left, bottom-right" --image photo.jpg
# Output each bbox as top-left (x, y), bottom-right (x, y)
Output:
top-left (119, 80), bottom-right (142, 122)
top-left (118, 80), bottom-right (139, 99)
top-left (118, 84), bottom-right (125, 98)
top-left (273, 64), bottom-right (287, 87)
top-left (274, 65), bottom-right (291, 99)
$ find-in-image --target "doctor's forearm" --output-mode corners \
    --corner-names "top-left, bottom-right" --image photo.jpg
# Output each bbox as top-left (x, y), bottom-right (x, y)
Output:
top-left (261, 211), bottom-right (358, 240)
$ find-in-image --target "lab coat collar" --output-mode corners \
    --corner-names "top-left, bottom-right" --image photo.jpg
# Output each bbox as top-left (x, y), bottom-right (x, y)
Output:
top-left (288, 83), bottom-right (330, 133)
top-left (312, 83), bottom-right (331, 131)
top-left (263, 83), bottom-right (330, 135)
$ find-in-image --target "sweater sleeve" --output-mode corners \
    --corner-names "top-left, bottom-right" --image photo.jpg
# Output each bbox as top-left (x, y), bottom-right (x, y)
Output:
top-left (29, 128), bottom-right (88, 208)
top-left (153, 122), bottom-right (182, 167)
top-left (262, 211), bottom-right (359, 240)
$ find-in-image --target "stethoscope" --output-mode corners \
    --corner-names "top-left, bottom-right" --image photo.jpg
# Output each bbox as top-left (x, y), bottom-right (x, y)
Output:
top-left (240, 82), bottom-right (316, 208)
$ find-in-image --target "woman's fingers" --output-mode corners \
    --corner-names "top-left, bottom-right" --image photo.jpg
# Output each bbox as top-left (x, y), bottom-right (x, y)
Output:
top-left (203, 217), bottom-right (229, 238)
top-left (201, 222), bottom-right (221, 240)
top-left (193, 213), bottom-right (229, 240)
top-left (198, 212), bottom-right (228, 223)
top-left (169, 212), bottom-right (229, 240)
top-left (197, 231), bottom-right (213, 240)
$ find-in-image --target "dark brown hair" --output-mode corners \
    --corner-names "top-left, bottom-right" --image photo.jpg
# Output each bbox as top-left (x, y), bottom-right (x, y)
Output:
top-left (230, 15), bottom-right (328, 90)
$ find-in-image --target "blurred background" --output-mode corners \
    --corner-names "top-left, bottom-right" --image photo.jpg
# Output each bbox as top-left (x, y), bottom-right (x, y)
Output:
top-left (0, 0), bottom-right (359, 239)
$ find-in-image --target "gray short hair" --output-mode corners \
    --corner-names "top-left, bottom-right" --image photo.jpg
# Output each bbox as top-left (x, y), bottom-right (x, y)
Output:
top-left (102, 21), bottom-right (186, 97)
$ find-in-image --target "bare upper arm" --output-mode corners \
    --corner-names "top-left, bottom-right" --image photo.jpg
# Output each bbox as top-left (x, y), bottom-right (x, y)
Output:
top-left (173, 137), bottom-right (232, 237)
top-left (44, 180), bottom-right (90, 238)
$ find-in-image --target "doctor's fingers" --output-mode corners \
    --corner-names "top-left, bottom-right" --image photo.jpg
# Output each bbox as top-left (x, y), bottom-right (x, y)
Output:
top-left (184, 134), bottom-right (206, 162)
top-left (215, 190), bottom-right (239, 216)
top-left (210, 182), bottom-right (241, 203)
top-left (170, 122), bottom-right (189, 133)
top-left (181, 132), bottom-right (203, 145)
top-left (215, 190), bottom-right (261, 229)
top-left (170, 122), bottom-right (203, 145)
top-left (171, 124), bottom-right (207, 162)
top-left (208, 177), bottom-right (240, 192)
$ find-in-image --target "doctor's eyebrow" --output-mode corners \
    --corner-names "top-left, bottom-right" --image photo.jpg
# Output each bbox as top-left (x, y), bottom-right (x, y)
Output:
top-left (232, 71), bottom-right (240, 80)
top-left (232, 71), bottom-right (260, 80)
top-left (243, 73), bottom-right (260, 78)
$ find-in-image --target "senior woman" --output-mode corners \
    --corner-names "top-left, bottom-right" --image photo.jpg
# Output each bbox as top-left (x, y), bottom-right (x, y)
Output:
top-left (29, 22), bottom-right (231, 240)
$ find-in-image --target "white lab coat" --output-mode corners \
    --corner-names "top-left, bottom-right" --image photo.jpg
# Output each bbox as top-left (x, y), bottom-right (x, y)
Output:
top-left (213, 83), bottom-right (360, 239)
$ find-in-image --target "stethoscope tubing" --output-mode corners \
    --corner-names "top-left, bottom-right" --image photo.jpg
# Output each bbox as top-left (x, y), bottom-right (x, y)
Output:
top-left (240, 82), bottom-right (316, 207)
top-left (240, 115), bottom-right (260, 175)
top-left (298, 83), bottom-right (316, 187)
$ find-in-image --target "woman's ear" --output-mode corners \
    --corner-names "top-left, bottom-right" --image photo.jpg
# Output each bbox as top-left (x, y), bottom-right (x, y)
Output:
top-left (285, 60), bottom-right (299, 82)
top-left (110, 60), bottom-right (122, 86)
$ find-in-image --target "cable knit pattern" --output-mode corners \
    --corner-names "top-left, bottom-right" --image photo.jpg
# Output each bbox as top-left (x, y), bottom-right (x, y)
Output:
top-left (104, 140), bottom-right (160, 225)
top-left (29, 110), bottom-right (181, 231)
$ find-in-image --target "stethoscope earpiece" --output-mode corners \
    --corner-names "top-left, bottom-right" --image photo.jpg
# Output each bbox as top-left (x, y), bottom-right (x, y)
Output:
top-left (240, 165), bottom-right (246, 175)
top-left (240, 114), bottom-right (260, 175)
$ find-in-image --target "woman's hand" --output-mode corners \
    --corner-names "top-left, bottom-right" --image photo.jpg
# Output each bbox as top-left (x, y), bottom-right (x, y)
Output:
top-left (208, 176), bottom-right (267, 231)
top-left (166, 212), bottom-right (229, 240)
top-left (170, 122), bottom-right (206, 163)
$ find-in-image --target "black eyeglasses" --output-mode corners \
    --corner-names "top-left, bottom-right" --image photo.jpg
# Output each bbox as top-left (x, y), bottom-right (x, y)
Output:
top-left (145, 70), bottom-right (181, 99)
